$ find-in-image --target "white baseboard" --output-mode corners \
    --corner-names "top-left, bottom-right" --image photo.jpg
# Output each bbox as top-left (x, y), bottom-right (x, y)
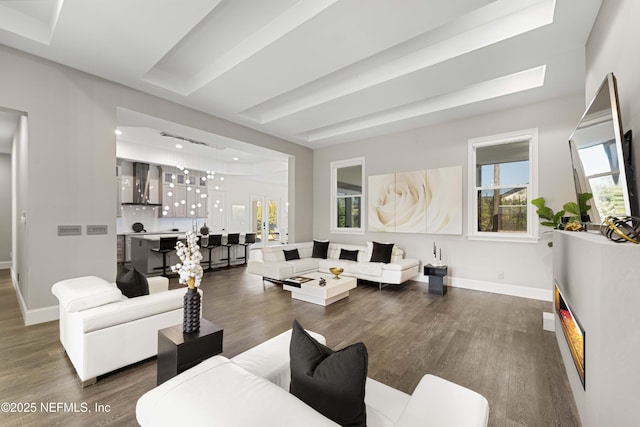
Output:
top-left (0, 261), bottom-right (11, 269)
top-left (10, 268), bottom-right (59, 326)
top-left (415, 274), bottom-right (552, 302)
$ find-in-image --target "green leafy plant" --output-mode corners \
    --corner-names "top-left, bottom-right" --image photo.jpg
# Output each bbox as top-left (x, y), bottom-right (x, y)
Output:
top-left (563, 192), bottom-right (593, 221)
top-left (531, 197), bottom-right (565, 229)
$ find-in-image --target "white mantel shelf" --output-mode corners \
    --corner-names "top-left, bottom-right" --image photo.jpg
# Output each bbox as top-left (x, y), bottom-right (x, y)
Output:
top-left (553, 230), bottom-right (640, 427)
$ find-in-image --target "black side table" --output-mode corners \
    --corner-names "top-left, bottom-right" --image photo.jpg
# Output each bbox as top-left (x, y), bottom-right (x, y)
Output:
top-left (424, 264), bottom-right (448, 296)
top-left (157, 318), bottom-right (223, 385)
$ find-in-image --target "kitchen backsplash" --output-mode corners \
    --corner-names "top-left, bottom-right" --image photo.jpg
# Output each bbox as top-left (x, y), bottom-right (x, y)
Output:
top-left (117, 205), bottom-right (209, 233)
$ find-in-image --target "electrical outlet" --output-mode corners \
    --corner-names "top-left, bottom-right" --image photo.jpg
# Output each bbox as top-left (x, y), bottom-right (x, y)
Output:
top-left (497, 271), bottom-right (504, 280)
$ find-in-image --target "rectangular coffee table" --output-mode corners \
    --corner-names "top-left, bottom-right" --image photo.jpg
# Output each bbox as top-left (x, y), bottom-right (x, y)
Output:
top-left (282, 272), bottom-right (357, 306)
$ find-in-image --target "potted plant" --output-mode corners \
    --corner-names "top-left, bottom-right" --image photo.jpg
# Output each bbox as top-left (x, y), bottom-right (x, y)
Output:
top-left (531, 197), bottom-right (565, 247)
top-left (531, 197), bottom-right (565, 229)
top-left (562, 192), bottom-right (593, 223)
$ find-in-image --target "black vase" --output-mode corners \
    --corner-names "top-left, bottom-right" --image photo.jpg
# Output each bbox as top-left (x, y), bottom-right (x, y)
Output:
top-left (183, 287), bottom-right (201, 334)
top-left (200, 222), bottom-right (210, 236)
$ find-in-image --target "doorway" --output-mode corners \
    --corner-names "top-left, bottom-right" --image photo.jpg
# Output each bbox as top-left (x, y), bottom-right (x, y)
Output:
top-left (251, 196), bottom-right (283, 246)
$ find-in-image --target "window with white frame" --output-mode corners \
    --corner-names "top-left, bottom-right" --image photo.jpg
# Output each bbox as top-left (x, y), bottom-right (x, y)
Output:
top-left (331, 158), bottom-right (364, 234)
top-left (468, 129), bottom-right (538, 242)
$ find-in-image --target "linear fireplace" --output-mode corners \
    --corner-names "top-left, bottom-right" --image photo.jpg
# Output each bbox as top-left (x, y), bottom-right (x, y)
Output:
top-left (555, 284), bottom-right (585, 388)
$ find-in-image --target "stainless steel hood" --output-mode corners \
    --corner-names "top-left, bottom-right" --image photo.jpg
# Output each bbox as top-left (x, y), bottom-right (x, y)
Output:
top-left (121, 162), bottom-right (162, 206)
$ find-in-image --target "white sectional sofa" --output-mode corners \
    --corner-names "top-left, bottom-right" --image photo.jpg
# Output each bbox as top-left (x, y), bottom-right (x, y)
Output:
top-left (136, 328), bottom-right (489, 427)
top-left (248, 241), bottom-right (420, 288)
top-left (51, 275), bottom-right (193, 386)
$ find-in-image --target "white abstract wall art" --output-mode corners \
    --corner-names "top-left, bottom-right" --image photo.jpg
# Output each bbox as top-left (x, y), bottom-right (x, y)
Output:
top-left (426, 165), bottom-right (462, 234)
top-left (368, 166), bottom-right (462, 235)
top-left (368, 173), bottom-right (396, 232)
top-left (395, 170), bottom-right (427, 233)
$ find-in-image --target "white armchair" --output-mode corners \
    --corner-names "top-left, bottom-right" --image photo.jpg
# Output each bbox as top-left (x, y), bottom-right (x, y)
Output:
top-left (52, 275), bottom-right (187, 386)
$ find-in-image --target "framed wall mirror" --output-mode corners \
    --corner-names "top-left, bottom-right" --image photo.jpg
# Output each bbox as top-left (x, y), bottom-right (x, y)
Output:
top-left (568, 72), bottom-right (638, 224)
top-left (331, 158), bottom-right (364, 233)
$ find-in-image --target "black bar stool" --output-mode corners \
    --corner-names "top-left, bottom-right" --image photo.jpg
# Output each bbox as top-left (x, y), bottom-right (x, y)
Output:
top-left (151, 236), bottom-right (178, 277)
top-left (240, 233), bottom-right (256, 265)
top-left (223, 233), bottom-right (240, 268)
top-left (203, 234), bottom-right (223, 271)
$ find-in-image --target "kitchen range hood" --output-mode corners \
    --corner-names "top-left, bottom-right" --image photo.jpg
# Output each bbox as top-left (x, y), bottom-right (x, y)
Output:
top-left (121, 162), bottom-right (162, 206)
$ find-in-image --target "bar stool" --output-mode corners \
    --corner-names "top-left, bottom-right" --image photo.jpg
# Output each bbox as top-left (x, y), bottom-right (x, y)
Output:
top-left (151, 236), bottom-right (178, 277)
top-left (223, 233), bottom-right (240, 268)
top-left (240, 233), bottom-right (256, 265)
top-left (203, 234), bottom-right (223, 271)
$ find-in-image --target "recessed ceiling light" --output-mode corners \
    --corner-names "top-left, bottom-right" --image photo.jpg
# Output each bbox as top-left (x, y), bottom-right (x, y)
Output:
top-left (233, 157), bottom-right (239, 161)
top-left (175, 144), bottom-right (183, 149)
top-left (114, 129), bottom-right (122, 136)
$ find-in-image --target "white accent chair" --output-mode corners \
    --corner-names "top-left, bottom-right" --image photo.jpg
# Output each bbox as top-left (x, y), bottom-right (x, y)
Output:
top-left (52, 275), bottom-right (188, 386)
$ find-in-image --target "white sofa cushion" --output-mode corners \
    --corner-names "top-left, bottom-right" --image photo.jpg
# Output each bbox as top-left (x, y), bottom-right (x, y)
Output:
top-left (288, 258), bottom-right (320, 274)
top-left (136, 355), bottom-right (339, 427)
top-left (365, 378), bottom-right (410, 427)
top-left (232, 329), bottom-right (326, 389)
top-left (357, 262), bottom-right (384, 277)
top-left (52, 276), bottom-right (123, 312)
top-left (396, 375), bottom-right (489, 427)
top-left (263, 242), bottom-right (314, 262)
top-left (80, 288), bottom-right (186, 332)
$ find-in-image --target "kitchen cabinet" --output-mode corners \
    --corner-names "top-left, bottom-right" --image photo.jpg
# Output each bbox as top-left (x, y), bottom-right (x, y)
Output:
top-left (118, 161), bottom-right (133, 205)
top-left (116, 161), bottom-right (132, 217)
top-left (146, 165), bottom-right (160, 204)
top-left (160, 166), bottom-right (208, 218)
top-left (161, 184), bottom-right (187, 218)
top-left (186, 184), bottom-right (207, 217)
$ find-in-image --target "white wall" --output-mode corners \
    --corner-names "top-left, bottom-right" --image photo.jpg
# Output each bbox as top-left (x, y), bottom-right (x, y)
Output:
top-left (586, 0), bottom-right (640, 190)
top-left (0, 154), bottom-right (11, 265)
top-left (12, 115), bottom-right (28, 300)
top-left (314, 95), bottom-right (584, 297)
top-left (223, 175), bottom-right (288, 235)
top-left (0, 45), bottom-right (313, 323)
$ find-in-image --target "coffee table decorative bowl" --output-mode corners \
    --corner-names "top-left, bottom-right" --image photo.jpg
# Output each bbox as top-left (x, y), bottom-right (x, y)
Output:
top-left (283, 272), bottom-right (356, 306)
top-left (329, 267), bottom-right (344, 279)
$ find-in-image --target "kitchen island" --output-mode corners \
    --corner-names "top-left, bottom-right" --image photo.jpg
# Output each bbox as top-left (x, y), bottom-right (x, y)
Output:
top-left (129, 233), bottom-right (246, 275)
top-left (130, 234), bottom-right (183, 275)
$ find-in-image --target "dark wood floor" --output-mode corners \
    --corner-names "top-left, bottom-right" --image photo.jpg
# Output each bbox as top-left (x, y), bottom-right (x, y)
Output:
top-left (0, 267), bottom-right (580, 426)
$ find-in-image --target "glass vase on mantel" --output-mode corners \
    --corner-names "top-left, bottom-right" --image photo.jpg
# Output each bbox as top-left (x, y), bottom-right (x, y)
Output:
top-left (183, 278), bottom-right (201, 334)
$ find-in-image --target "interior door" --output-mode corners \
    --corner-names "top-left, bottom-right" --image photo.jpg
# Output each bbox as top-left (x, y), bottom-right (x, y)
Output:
top-left (251, 196), bottom-right (281, 246)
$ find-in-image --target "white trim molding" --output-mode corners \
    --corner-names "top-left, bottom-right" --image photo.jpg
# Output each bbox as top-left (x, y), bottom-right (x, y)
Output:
top-left (0, 261), bottom-right (11, 269)
top-left (330, 157), bottom-right (365, 234)
top-left (11, 268), bottom-right (59, 326)
top-left (415, 273), bottom-right (552, 301)
top-left (467, 128), bottom-right (539, 242)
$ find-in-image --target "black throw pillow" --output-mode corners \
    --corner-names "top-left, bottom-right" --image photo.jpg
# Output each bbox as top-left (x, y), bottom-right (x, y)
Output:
top-left (116, 263), bottom-right (129, 282)
top-left (370, 242), bottom-right (394, 263)
top-left (312, 240), bottom-right (330, 259)
top-left (339, 248), bottom-right (359, 262)
top-left (283, 248), bottom-right (301, 261)
top-left (116, 267), bottom-right (149, 298)
top-left (290, 320), bottom-right (368, 427)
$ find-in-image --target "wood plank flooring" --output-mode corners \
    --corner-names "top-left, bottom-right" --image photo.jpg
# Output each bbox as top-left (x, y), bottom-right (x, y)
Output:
top-left (0, 267), bottom-right (580, 426)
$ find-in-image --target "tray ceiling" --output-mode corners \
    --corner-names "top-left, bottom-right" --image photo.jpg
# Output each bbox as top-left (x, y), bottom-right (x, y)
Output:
top-left (0, 0), bottom-right (602, 149)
